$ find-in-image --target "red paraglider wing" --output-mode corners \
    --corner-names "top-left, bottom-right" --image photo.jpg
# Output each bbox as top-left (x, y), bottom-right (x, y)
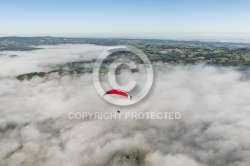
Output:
top-left (104, 89), bottom-right (131, 99)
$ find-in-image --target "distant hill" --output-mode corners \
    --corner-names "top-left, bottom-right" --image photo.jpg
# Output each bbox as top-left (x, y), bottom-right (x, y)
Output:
top-left (1, 36), bottom-right (250, 51)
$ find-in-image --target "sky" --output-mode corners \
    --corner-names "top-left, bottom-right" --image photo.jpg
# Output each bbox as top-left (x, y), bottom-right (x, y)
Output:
top-left (0, 0), bottom-right (250, 39)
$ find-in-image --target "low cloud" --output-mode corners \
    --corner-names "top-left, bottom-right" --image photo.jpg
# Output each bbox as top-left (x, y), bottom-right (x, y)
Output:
top-left (0, 45), bottom-right (250, 166)
top-left (0, 44), bottom-right (108, 77)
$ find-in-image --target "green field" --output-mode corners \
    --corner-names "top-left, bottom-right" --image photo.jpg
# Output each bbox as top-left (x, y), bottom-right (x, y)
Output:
top-left (243, 54), bottom-right (250, 60)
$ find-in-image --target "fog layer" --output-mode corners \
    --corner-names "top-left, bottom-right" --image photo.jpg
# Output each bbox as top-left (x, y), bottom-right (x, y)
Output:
top-left (0, 45), bottom-right (250, 166)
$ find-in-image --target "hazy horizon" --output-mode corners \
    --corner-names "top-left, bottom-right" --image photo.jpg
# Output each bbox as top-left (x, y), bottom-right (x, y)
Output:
top-left (1, 33), bottom-right (250, 44)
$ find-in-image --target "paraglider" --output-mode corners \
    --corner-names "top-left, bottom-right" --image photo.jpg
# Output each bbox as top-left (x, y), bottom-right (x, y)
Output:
top-left (103, 89), bottom-right (132, 100)
top-left (103, 89), bottom-right (132, 113)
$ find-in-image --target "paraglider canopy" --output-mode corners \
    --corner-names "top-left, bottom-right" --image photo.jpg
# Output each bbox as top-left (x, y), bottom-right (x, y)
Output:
top-left (104, 89), bottom-right (132, 100)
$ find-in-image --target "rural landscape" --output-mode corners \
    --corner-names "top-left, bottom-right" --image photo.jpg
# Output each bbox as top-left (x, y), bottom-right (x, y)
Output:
top-left (1, 37), bottom-right (250, 166)
top-left (1, 36), bottom-right (250, 81)
top-left (1, 0), bottom-right (250, 166)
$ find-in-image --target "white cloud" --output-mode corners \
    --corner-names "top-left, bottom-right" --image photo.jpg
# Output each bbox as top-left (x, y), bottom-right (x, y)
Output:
top-left (0, 45), bottom-right (250, 166)
top-left (0, 44), bottom-right (108, 77)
